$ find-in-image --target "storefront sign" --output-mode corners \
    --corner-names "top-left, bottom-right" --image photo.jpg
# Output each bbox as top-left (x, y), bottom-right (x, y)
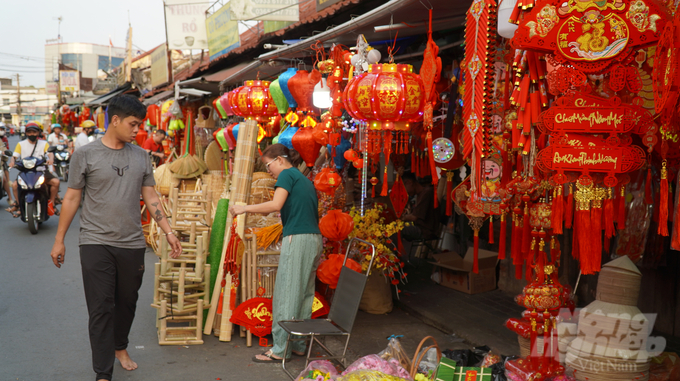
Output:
top-left (59, 70), bottom-right (79, 92)
top-left (537, 94), bottom-right (655, 136)
top-left (316, 0), bottom-right (342, 12)
top-left (46, 82), bottom-right (58, 95)
top-left (150, 44), bottom-right (170, 88)
top-left (164, 0), bottom-right (209, 50)
top-left (206, 4), bottom-right (240, 61)
top-left (229, 0), bottom-right (299, 22)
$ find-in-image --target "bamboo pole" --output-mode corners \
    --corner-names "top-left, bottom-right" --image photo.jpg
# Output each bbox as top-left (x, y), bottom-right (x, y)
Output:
top-left (218, 273), bottom-right (232, 341)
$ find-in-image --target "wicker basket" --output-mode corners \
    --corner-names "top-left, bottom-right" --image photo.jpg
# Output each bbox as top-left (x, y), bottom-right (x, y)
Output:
top-left (154, 164), bottom-right (180, 196)
top-left (249, 172), bottom-right (276, 205)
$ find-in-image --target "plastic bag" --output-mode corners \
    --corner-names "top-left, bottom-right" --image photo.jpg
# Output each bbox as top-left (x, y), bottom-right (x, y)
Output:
top-left (481, 351), bottom-right (501, 367)
top-left (412, 346), bottom-right (438, 377)
top-left (378, 336), bottom-right (412, 372)
top-left (296, 360), bottom-right (339, 381)
top-left (337, 370), bottom-right (409, 381)
top-left (343, 354), bottom-right (412, 380)
top-left (442, 346), bottom-right (488, 368)
top-left (168, 100), bottom-right (183, 119)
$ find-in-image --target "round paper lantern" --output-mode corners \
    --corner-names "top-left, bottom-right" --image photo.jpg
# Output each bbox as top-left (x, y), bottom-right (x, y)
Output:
top-left (147, 104), bottom-right (160, 126)
top-left (314, 167), bottom-right (342, 195)
top-left (277, 126), bottom-right (298, 149)
top-left (287, 70), bottom-right (319, 113)
top-left (278, 68), bottom-right (298, 109)
top-left (344, 149), bottom-right (358, 161)
top-left (317, 254), bottom-right (362, 289)
top-left (219, 92), bottom-right (234, 117)
top-left (328, 136), bottom-right (351, 169)
top-left (269, 79), bottom-right (289, 114)
top-left (352, 158), bottom-right (364, 169)
top-left (319, 209), bottom-right (354, 241)
top-left (231, 80), bottom-right (274, 121)
top-left (343, 63), bottom-right (425, 130)
top-left (292, 127), bottom-right (321, 167)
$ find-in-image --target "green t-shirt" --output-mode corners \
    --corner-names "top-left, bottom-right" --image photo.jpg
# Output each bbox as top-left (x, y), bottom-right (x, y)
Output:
top-left (275, 167), bottom-right (320, 237)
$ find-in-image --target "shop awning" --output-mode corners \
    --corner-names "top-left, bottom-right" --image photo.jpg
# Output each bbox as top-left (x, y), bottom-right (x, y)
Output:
top-left (143, 90), bottom-right (174, 106)
top-left (219, 60), bottom-right (290, 88)
top-left (257, 0), bottom-right (469, 62)
top-left (86, 83), bottom-right (132, 106)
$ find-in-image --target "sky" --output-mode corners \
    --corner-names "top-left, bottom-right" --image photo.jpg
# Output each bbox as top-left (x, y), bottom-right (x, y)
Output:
top-left (0, 0), bottom-right (170, 88)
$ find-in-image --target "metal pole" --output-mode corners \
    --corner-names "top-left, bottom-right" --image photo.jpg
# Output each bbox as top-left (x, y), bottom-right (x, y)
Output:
top-left (16, 74), bottom-right (22, 125)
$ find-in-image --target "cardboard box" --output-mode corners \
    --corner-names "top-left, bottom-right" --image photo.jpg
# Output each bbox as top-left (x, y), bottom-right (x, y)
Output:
top-left (430, 248), bottom-right (498, 294)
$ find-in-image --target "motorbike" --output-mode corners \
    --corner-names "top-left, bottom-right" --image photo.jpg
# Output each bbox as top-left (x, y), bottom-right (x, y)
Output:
top-left (6, 149), bottom-right (51, 234)
top-left (0, 151), bottom-right (8, 201)
top-left (53, 143), bottom-right (70, 182)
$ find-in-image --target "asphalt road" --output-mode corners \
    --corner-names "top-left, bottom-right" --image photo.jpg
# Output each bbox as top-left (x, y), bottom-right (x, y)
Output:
top-left (0, 133), bottom-right (464, 381)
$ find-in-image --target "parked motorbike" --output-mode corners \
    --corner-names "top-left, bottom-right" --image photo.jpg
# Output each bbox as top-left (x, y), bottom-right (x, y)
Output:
top-left (6, 149), bottom-right (51, 234)
top-left (53, 144), bottom-right (70, 182)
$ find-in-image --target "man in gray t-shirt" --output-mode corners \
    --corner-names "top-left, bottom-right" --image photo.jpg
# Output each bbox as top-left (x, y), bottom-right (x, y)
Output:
top-left (50, 95), bottom-right (181, 381)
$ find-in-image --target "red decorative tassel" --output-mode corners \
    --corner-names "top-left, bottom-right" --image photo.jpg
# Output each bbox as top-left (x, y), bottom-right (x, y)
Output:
top-left (499, 210), bottom-right (507, 260)
top-left (433, 187), bottom-right (439, 209)
top-left (521, 198), bottom-right (531, 255)
top-left (604, 188), bottom-right (615, 239)
top-left (552, 185), bottom-right (564, 234)
top-left (511, 211), bottom-right (523, 279)
top-left (489, 217), bottom-right (495, 244)
top-left (473, 229), bottom-right (480, 274)
top-left (591, 195), bottom-right (603, 271)
top-left (575, 184), bottom-right (595, 274)
top-left (528, 229), bottom-right (538, 280)
top-left (381, 167), bottom-right (388, 197)
top-left (372, 182), bottom-right (376, 198)
top-left (565, 184), bottom-right (574, 229)
top-left (645, 167), bottom-right (653, 205)
top-left (617, 185), bottom-right (627, 230)
top-left (426, 131), bottom-right (438, 186)
top-left (446, 172), bottom-right (453, 216)
top-left (659, 161), bottom-right (669, 236)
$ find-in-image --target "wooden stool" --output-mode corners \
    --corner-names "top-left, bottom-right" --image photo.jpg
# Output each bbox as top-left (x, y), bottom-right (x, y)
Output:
top-left (158, 299), bottom-right (204, 345)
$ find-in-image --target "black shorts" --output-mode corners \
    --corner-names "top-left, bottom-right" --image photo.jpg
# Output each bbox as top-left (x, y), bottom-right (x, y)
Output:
top-left (44, 170), bottom-right (56, 182)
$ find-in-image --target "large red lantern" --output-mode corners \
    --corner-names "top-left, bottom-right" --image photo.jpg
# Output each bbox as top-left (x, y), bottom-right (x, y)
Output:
top-left (147, 104), bottom-right (160, 126)
top-left (319, 209), bottom-right (354, 241)
top-left (314, 167), bottom-right (342, 196)
top-left (230, 80), bottom-right (274, 121)
top-left (343, 63), bottom-right (426, 130)
top-left (291, 127), bottom-right (321, 167)
top-left (287, 70), bottom-right (320, 113)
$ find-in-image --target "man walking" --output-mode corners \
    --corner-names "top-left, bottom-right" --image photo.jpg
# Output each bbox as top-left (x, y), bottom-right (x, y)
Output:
top-left (50, 95), bottom-right (181, 381)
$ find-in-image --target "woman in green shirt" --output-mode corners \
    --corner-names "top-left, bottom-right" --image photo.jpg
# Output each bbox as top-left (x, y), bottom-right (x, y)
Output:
top-left (230, 143), bottom-right (322, 363)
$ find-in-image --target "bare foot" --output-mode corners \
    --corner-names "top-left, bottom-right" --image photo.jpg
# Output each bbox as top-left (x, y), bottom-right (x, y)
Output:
top-left (115, 349), bottom-right (138, 371)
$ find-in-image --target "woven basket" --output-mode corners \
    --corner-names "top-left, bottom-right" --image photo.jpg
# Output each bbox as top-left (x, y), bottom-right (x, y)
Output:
top-left (250, 172), bottom-right (276, 205)
top-left (154, 164), bottom-right (180, 196)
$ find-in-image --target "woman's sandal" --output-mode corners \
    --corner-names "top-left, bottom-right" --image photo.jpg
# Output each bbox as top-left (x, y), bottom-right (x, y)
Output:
top-left (252, 351), bottom-right (283, 363)
top-left (5, 202), bottom-right (20, 218)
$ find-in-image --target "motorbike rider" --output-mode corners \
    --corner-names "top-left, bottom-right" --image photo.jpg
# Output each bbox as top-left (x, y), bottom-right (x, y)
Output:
top-left (74, 120), bottom-right (96, 150)
top-left (6, 121), bottom-right (60, 217)
top-left (47, 124), bottom-right (68, 147)
top-left (0, 124), bottom-right (14, 208)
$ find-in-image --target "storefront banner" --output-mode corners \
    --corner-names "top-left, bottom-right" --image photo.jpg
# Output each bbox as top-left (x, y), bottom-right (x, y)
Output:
top-left (229, 0), bottom-right (300, 22)
top-left (150, 44), bottom-right (170, 88)
top-left (206, 4), bottom-right (240, 61)
top-left (164, 0), bottom-right (209, 50)
top-left (60, 71), bottom-right (79, 92)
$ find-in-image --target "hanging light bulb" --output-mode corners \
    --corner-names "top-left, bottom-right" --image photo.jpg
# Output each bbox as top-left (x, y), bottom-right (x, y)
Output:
top-left (313, 77), bottom-right (332, 109)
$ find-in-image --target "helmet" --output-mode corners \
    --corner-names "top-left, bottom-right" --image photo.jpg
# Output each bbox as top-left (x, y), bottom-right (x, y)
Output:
top-left (25, 121), bottom-right (43, 132)
top-left (81, 120), bottom-right (96, 129)
top-left (51, 123), bottom-right (62, 130)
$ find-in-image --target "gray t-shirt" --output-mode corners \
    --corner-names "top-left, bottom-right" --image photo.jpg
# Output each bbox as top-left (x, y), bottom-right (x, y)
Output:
top-left (69, 139), bottom-right (155, 249)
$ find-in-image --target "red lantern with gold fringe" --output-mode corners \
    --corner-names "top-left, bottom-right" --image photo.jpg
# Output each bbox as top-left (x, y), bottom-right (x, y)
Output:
top-left (231, 80), bottom-right (274, 121)
top-left (314, 167), bottom-right (342, 196)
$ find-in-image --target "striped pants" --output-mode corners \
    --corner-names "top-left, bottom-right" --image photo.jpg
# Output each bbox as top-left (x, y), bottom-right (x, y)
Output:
top-left (270, 233), bottom-right (323, 357)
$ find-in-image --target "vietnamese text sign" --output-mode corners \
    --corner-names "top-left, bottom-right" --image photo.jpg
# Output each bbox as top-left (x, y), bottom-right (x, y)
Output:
top-left (206, 4), bottom-right (240, 61)
top-left (536, 145), bottom-right (645, 174)
top-left (230, 0), bottom-right (300, 22)
top-left (150, 44), bottom-right (170, 88)
top-left (60, 71), bottom-right (79, 92)
top-left (164, 0), bottom-right (209, 50)
top-left (316, 0), bottom-right (342, 11)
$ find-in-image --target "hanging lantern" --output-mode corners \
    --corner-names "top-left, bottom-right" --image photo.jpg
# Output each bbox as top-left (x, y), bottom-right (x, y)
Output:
top-left (230, 80), bottom-right (274, 121)
top-left (287, 70), bottom-right (320, 113)
top-left (226, 122), bottom-right (238, 150)
top-left (213, 97), bottom-right (228, 119)
top-left (313, 77), bottom-right (332, 109)
top-left (319, 209), bottom-right (354, 241)
top-left (218, 92), bottom-right (234, 117)
top-left (329, 136), bottom-right (351, 170)
top-left (278, 68), bottom-right (298, 109)
top-left (278, 126), bottom-right (298, 149)
top-left (269, 79), bottom-right (289, 114)
top-left (147, 104), bottom-right (160, 126)
top-left (314, 167), bottom-right (342, 195)
top-left (214, 127), bottom-right (229, 151)
top-left (292, 127), bottom-right (321, 167)
top-left (312, 122), bottom-right (330, 145)
top-left (317, 254), bottom-right (362, 289)
top-left (343, 63), bottom-right (425, 130)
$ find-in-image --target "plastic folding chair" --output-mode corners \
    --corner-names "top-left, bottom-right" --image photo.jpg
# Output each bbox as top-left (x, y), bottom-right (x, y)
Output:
top-left (278, 238), bottom-right (376, 379)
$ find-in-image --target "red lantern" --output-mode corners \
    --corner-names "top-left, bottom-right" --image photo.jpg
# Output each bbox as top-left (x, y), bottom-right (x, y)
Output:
top-left (314, 167), bottom-right (342, 196)
top-left (344, 149), bottom-right (358, 161)
top-left (312, 122), bottom-right (329, 145)
top-left (317, 254), bottom-right (362, 289)
top-left (231, 80), bottom-right (274, 121)
top-left (291, 127), bottom-right (321, 167)
top-left (343, 63), bottom-right (425, 130)
top-left (319, 209), bottom-right (354, 241)
top-left (287, 70), bottom-right (319, 113)
top-left (147, 104), bottom-right (160, 126)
